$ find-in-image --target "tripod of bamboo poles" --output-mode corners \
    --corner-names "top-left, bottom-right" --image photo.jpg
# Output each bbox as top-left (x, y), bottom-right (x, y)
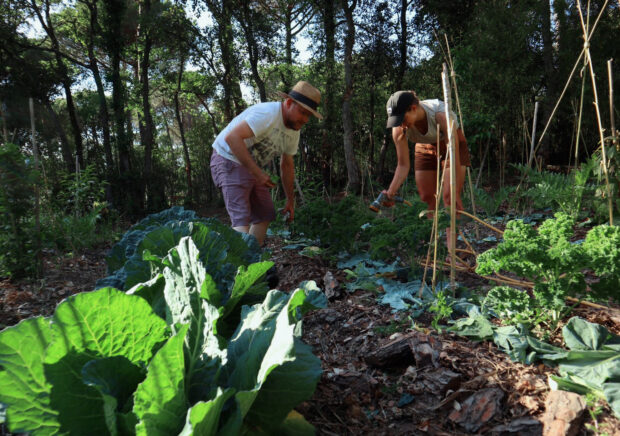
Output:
top-left (438, 32), bottom-right (481, 241)
top-left (522, 0), bottom-right (614, 225)
top-left (417, 64), bottom-right (465, 295)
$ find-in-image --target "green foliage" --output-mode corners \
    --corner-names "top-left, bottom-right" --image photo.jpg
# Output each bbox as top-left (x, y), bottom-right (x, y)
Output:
top-left (477, 214), bottom-right (620, 331)
top-left (290, 195), bottom-right (436, 262)
top-left (53, 164), bottom-right (107, 217)
top-left (428, 290), bottom-right (454, 333)
top-left (477, 213), bottom-right (579, 325)
top-left (0, 143), bottom-right (40, 278)
top-left (590, 145), bottom-right (620, 224)
top-left (40, 202), bottom-right (116, 252)
top-left (0, 214), bottom-right (326, 435)
top-left (510, 162), bottom-right (597, 219)
top-left (473, 186), bottom-right (514, 217)
top-left (290, 195), bottom-right (373, 255)
top-left (582, 224), bottom-right (620, 299)
top-left (482, 286), bottom-right (539, 327)
top-left (363, 197), bottom-right (438, 261)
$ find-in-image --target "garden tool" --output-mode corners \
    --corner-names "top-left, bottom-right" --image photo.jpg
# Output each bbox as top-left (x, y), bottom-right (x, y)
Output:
top-left (369, 192), bottom-right (412, 212)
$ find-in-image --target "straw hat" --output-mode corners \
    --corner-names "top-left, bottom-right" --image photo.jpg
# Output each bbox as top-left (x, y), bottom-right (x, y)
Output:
top-left (278, 81), bottom-right (323, 119)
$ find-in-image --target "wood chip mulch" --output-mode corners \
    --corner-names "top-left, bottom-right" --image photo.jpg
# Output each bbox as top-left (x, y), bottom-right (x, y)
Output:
top-left (1, 221), bottom-right (619, 436)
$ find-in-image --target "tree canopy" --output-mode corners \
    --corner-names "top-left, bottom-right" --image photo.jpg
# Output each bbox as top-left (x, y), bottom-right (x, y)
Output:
top-left (1, 0), bottom-right (618, 216)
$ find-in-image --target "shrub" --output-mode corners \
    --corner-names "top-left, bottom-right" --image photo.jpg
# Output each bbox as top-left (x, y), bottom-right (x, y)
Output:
top-left (0, 143), bottom-right (39, 278)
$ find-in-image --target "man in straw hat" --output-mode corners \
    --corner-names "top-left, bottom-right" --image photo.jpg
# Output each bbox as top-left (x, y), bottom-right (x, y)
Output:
top-left (210, 80), bottom-right (322, 247)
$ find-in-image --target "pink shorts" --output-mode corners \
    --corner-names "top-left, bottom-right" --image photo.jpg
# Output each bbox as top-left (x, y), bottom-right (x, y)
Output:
top-left (210, 151), bottom-right (276, 226)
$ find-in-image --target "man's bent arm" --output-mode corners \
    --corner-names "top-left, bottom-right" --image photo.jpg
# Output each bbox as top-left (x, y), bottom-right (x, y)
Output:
top-left (225, 121), bottom-right (275, 187)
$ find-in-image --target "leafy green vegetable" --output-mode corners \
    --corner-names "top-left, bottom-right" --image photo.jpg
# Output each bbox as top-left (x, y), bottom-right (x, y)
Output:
top-left (448, 314), bottom-right (620, 418)
top-left (477, 213), bottom-right (591, 326)
top-left (582, 224), bottom-right (620, 299)
top-left (0, 229), bottom-right (325, 435)
top-left (482, 286), bottom-right (538, 326)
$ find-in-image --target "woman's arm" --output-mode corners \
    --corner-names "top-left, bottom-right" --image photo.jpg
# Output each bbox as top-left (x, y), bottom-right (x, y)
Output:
top-left (386, 126), bottom-right (411, 198)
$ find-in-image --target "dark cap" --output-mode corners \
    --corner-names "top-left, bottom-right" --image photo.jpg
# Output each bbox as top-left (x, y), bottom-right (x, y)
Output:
top-left (386, 91), bottom-right (415, 128)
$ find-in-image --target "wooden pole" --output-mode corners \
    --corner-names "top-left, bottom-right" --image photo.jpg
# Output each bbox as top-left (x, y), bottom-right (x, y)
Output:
top-left (29, 98), bottom-right (42, 276)
top-left (577, 0), bottom-right (613, 225)
top-left (527, 101), bottom-right (539, 168)
top-left (442, 64), bottom-right (457, 290)
top-left (1, 102), bottom-right (8, 144)
top-left (609, 59), bottom-right (617, 149)
top-left (442, 34), bottom-right (480, 239)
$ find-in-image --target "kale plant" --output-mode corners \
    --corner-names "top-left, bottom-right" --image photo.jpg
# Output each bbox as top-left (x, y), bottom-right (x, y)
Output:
top-left (582, 224), bottom-right (620, 300)
top-left (477, 213), bottom-right (620, 331)
top-left (482, 286), bottom-right (539, 327)
top-left (476, 213), bottom-right (585, 325)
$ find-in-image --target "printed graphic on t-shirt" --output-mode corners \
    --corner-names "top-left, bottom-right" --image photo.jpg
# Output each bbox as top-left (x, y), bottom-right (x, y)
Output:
top-left (250, 129), bottom-right (291, 167)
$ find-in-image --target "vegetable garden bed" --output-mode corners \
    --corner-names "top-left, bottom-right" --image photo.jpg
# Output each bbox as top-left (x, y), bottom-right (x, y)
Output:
top-left (1, 206), bottom-right (619, 435)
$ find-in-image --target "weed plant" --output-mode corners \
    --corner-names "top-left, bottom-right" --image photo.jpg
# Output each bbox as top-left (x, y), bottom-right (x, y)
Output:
top-left (41, 164), bottom-right (119, 253)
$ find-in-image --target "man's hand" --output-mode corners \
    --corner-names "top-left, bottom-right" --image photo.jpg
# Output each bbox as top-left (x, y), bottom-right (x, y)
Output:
top-left (257, 171), bottom-right (276, 188)
top-left (281, 201), bottom-right (294, 222)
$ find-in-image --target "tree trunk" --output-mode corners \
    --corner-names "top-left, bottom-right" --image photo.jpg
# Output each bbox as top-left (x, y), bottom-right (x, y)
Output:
top-left (85, 0), bottom-right (114, 173)
top-left (174, 58), bottom-right (193, 207)
top-left (341, 0), bottom-right (361, 193)
top-left (210, 0), bottom-right (244, 121)
top-left (320, 0), bottom-right (336, 190)
top-left (377, 128), bottom-right (391, 184)
top-left (44, 100), bottom-right (75, 173)
top-left (397, 0), bottom-right (408, 89)
top-left (33, 0), bottom-right (84, 171)
top-left (540, 0), bottom-right (557, 163)
top-left (139, 0), bottom-right (157, 210)
top-left (238, 3), bottom-right (267, 102)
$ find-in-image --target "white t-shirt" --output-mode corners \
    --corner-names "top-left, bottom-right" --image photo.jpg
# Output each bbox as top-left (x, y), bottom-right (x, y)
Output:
top-left (406, 99), bottom-right (459, 144)
top-left (212, 102), bottom-right (300, 167)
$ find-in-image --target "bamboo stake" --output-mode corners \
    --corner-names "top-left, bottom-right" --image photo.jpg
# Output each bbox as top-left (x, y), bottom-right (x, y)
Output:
top-left (475, 137), bottom-right (490, 188)
top-left (420, 211), bottom-right (437, 298)
top-left (457, 210), bottom-right (504, 234)
top-left (419, 136), bottom-right (442, 297)
top-left (443, 34), bottom-right (481, 240)
top-left (442, 64), bottom-right (457, 291)
top-left (527, 101), bottom-right (540, 168)
top-left (529, 0), bottom-right (608, 160)
top-left (458, 229), bottom-right (478, 257)
top-left (29, 98), bottom-right (42, 277)
top-left (431, 128), bottom-right (444, 293)
top-left (575, 58), bottom-right (588, 167)
top-left (577, 0), bottom-right (613, 225)
top-left (609, 59), bottom-right (617, 149)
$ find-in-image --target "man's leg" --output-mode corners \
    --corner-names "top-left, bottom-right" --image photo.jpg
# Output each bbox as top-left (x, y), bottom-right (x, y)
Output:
top-left (249, 221), bottom-right (270, 246)
top-left (248, 181), bottom-right (276, 246)
top-left (211, 152), bottom-right (255, 234)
